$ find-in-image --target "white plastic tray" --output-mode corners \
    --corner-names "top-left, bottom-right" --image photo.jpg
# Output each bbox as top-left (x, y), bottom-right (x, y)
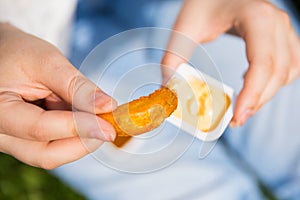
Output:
top-left (166, 63), bottom-right (234, 142)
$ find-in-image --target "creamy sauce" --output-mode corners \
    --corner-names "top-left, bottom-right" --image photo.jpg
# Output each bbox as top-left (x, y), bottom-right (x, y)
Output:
top-left (167, 76), bottom-right (230, 132)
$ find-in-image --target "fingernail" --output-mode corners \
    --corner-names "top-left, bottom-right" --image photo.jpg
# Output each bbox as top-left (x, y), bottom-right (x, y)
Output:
top-left (238, 109), bottom-right (252, 126)
top-left (89, 130), bottom-right (116, 141)
top-left (100, 100), bottom-right (117, 113)
top-left (89, 91), bottom-right (104, 105)
top-left (90, 91), bottom-right (117, 113)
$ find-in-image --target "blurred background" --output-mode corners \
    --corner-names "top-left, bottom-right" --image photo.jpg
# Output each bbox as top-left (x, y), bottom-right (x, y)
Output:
top-left (0, 153), bottom-right (85, 199)
top-left (1, 0), bottom-right (299, 199)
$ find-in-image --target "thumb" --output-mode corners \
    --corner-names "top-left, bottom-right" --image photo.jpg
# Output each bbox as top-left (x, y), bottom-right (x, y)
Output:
top-left (39, 57), bottom-right (117, 114)
top-left (70, 74), bottom-right (117, 114)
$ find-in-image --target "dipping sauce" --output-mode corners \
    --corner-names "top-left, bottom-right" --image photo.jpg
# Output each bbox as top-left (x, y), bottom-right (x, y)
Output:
top-left (167, 75), bottom-right (230, 132)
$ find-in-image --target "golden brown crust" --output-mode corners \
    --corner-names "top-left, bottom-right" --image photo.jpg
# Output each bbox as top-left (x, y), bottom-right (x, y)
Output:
top-left (98, 87), bottom-right (178, 137)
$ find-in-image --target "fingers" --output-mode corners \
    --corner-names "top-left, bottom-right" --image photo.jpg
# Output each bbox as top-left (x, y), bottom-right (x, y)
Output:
top-left (37, 53), bottom-right (117, 114)
top-left (231, 11), bottom-right (275, 126)
top-left (0, 134), bottom-right (102, 170)
top-left (231, 5), bottom-right (299, 126)
top-left (161, 0), bottom-right (233, 82)
top-left (231, 64), bottom-right (271, 126)
top-left (256, 18), bottom-right (291, 107)
top-left (0, 91), bottom-right (116, 142)
top-left (163, 0), bottom-right (300, 128)
top-left (67, 74), bottom-right (117, 114)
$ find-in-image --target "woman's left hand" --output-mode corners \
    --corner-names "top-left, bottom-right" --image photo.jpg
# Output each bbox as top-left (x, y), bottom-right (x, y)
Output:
top-left (162, 0), bottom-right (300, 126)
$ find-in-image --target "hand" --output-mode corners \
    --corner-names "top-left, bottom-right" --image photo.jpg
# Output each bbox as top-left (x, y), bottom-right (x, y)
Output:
top-left (162, 0), bottom-right (300, 126)
top-left (0, 23), bottom-right (117, 169)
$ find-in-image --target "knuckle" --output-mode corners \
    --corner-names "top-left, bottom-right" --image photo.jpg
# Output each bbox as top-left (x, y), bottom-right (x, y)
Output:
top-left (29, 126), bottom-right (45, 141)
top-left (249, 57), bottom-right (274, 74)
top-left (273, 69), bottom-right (289, 84)
top-left (278, 10), bottom-right (291, 26)
top-left (258, 1), bottom-right (275, 15)
top-left (249, 90), bottom-right (261, 103)
top-left (67, 75), bottom-right (87, 99)
top-left (28, 113), bottom-right (48, 141)
top-left (252, 55), bottom-right (273, 67)
top-left (239, 1), bottom-right (279, 29)
top-left (250, 1), bottom-right (276, 19)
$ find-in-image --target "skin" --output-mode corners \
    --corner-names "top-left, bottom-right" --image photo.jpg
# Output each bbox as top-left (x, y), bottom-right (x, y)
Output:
top-left (162, 0), bottom-right (300, 126)
top-left (1, 0), bottom-right (300, 169)
top-left (0, 23), bottom-right (117, 169)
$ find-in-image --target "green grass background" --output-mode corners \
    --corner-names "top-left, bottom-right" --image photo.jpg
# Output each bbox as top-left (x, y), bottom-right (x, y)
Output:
top-left (0, 153), bottom-right (85, 200)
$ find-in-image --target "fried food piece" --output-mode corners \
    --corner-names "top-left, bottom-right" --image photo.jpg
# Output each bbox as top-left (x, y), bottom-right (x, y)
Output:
top-left (112, 135), bottom-right (132, 148)
top-left (98, 87), bottom-right (178, 138)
